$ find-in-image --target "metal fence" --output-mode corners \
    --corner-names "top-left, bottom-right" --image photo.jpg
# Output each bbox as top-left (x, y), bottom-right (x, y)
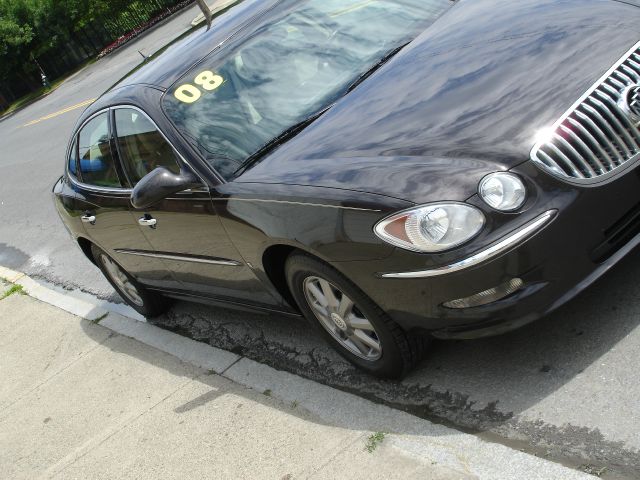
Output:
top-left (0, 0), bottom-right (191, 109)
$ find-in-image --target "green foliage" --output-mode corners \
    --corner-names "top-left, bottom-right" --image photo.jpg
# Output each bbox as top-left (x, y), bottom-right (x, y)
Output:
top-left (0, 16), bottom-right (33, 52)
top-left (0, 0), bottom-right (169, 82)
top-left (364, 432), bottom-right (386, 453)
top-left (1, 284), bottom-right (25, 299)
top-left (0, 0), bottom-right (34, 78)
top-left (0, 0), bottom-right (106, 54)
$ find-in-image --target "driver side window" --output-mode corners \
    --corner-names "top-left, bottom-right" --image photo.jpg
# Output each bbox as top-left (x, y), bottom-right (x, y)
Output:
top-left (114, 108), bottom-right (181, 185)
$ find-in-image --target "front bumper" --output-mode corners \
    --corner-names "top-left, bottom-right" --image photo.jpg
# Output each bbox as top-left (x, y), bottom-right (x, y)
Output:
top-left (330, 161), bottom-right (640, 339)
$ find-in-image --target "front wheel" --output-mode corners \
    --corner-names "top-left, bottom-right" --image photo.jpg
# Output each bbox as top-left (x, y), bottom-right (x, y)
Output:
top-left (92, 245), bottom-right (170, 318)
top-left (285, 253), bottom-right (429, 379)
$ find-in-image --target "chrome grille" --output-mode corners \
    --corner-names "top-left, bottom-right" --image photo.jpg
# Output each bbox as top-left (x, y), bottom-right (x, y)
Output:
top-left (530, 41), bottom-right (640, 182)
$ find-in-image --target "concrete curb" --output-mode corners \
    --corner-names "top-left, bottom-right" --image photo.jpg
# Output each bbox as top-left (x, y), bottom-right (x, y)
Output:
top-left (0, 265), bottom-right (592, 479)
top-left (100, 313), bottom-right (240, 374)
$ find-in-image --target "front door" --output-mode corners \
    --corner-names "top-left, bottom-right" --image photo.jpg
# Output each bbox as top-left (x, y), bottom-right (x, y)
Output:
top-left (113, 107), bottom-right (274, 306)
top-left (72, 109), bottom-right (176, 290)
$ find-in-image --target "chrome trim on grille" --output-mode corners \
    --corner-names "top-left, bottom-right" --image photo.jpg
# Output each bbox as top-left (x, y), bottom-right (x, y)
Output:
top-left (379, 210), bottom-right (556, 279)
top-left (115, 249), bottom-right (242, 266)
top-left (530, 41), bottom-right (640, 182)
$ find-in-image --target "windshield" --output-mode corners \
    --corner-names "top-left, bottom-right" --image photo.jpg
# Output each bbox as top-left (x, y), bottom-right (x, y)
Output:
top-left (163, 0), bottom-right (451, 179)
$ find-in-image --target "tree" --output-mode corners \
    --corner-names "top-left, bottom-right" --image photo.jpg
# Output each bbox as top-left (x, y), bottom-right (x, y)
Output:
top-left (0, 0), bottom-right (35, 80)
top-left (1, 0), bottom-right (178, 102)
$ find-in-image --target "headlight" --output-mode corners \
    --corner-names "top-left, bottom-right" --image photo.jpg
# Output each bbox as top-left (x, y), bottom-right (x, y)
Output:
top-left (478, 172), bottom-right (526, 211)
top-left (374, 203), bottom-right (485, 253)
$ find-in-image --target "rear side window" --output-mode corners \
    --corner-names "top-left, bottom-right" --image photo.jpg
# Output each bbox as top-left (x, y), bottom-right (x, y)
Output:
top-left (78, 112), bottom-right (121, 188)
top-left (114, 108), bottom-right (180, 185)
top-left (68, 137), bottom-right (78, 177)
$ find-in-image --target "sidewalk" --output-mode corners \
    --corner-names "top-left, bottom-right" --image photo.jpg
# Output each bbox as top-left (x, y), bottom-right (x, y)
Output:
top-left (0, 283), bottom-right (591, 479)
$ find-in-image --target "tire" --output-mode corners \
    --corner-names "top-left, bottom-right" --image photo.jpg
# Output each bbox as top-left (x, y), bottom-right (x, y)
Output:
top-left (91, 244), bottom-right (171, 318)
top-left (285, 253), bottom-right (429, 379)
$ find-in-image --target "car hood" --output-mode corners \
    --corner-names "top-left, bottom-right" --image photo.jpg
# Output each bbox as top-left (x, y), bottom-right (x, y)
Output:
top-left (237, 0), bottom-right (640, 204)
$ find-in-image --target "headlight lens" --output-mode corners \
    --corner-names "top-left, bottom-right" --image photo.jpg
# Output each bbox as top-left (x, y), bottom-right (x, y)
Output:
top-left (374, 203), bottom-right (485, 253)
top-left (478, 172), bottom-right (526, 211)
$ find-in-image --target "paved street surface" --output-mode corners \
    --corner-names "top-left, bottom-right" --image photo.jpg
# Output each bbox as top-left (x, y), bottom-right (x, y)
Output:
top-left (0, 4), bottom-right (639, 478)
top-left (0, 291), bottom-right (592, 480)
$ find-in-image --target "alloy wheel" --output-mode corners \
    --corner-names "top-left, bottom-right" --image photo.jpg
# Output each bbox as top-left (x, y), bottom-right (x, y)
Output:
top-left (302, 276), bottom-right (382, 361)
top-left (100, 254), bottom-right (144, 306)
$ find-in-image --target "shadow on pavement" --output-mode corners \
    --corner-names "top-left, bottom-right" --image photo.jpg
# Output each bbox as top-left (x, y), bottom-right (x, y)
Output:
top-left (137, 247), bottom-right (640, 478)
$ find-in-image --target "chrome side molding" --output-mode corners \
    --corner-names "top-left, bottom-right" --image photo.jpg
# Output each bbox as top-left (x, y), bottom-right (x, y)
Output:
top-left (115, 249), bottom-right (242, 266)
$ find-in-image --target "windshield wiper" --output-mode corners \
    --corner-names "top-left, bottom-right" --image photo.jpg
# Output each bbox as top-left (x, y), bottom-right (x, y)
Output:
top-left (346, 42), bottom-right (411, 94)
top-left (233, 105), bottom-right (332, 176)
top-left (232, 43), bottom-right (410, 177)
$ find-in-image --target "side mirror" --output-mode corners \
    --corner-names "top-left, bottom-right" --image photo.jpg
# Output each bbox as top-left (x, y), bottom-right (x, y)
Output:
top-left (131, 167), bottom-right (202, 209)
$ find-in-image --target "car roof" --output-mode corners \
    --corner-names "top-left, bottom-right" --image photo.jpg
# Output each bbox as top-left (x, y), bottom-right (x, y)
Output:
top-left (109, 0), bottom-right (279, 92)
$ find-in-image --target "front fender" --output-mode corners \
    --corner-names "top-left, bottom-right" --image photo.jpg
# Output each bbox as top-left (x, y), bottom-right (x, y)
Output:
top-left (215, 182), bottom-right (411, 261)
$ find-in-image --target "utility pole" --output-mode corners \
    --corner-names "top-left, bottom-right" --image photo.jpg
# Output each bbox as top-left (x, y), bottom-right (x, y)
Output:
top-left (195, 0), bottom-right (213, 30)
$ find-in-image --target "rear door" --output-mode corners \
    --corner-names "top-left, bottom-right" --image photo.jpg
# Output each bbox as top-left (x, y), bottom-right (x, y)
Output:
top-left (113, 106), bottom-right (275, 306)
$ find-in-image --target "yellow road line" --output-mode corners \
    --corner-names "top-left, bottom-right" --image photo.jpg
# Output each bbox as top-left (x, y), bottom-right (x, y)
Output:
top-left (23, 98), bottom-right (97, 127)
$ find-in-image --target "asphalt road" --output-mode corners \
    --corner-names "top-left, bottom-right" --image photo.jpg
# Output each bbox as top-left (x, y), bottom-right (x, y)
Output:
top-left (1, 7), bottom-right (639, 478)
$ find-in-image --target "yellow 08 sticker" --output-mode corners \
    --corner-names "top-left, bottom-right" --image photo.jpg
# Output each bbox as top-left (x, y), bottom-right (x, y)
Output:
top-left (194, 71), bottom-right (224, 91)
top-left (174, 70), bottom-right (224, 104)
top-left (174, 84), bottom-right (201, 103)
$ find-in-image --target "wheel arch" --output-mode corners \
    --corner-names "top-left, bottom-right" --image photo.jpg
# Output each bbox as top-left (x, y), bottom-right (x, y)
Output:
top-left (77, 237), bottom-right (97, 265)
top-left (260, 242), bottom-right (362, 312)
top-left (261, 244), bottom-right (299, 311)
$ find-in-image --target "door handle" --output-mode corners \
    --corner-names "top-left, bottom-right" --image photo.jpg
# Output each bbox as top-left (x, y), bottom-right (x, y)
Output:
top-left (81, 214), bottom-right (96, 225)
top-left (138, 216), bottom-right (157, 228)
